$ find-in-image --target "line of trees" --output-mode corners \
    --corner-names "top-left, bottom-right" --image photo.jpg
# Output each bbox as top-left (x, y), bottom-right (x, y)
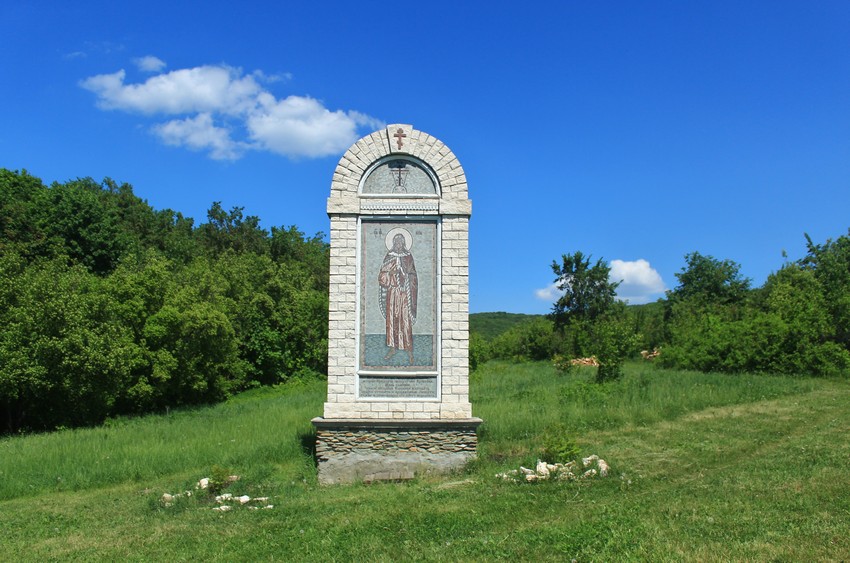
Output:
top-left (473, 236), bottom-right (850, 381)
top-left (1, 169), bottom-right (329, 433)
top-left (4, 167), bottom-right (848, 430)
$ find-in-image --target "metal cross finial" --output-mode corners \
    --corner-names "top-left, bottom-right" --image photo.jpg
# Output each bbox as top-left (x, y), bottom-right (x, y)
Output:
top-left (393, 128), bottom-right (406, 150)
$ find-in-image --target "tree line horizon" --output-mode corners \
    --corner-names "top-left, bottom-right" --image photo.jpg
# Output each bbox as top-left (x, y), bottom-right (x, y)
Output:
top-left (2, 168), bottom-right (849, 433)
top-left (471, 237), bottom-right (850, 382)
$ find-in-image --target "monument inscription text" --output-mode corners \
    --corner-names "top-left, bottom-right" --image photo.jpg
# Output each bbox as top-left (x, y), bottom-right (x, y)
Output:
top-left (359, 376), bottom-right (438, 399)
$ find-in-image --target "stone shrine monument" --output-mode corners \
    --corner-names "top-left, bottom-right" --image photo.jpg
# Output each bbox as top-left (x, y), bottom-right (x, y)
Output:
top-left (312, 124), bottom-right (481, 484)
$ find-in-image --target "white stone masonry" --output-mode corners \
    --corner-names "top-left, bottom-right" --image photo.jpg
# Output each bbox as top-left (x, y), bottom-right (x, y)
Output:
top-left (323, 124), bottom-right (473, 420)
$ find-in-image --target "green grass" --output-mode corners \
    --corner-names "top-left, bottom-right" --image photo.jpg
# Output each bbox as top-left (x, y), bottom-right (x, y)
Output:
top-left (1, 362), bottom-right (848, 560)
top-left (0, 380), bottom-right (324, 500)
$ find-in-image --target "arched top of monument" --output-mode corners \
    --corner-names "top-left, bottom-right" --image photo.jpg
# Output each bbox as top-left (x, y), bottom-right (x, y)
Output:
top-left (327, 124), bottom-right (470, 217)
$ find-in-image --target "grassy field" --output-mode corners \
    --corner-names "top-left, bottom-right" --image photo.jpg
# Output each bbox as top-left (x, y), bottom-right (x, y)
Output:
top-left (1, 362), bottom-right (848, 560)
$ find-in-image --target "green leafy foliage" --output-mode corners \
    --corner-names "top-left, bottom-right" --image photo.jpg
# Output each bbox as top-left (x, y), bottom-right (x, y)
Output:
top-left (550, 252), bottom-right (619, 327)
top-left (488, 317), bottom-right (561, 362)
top-left (549, 251), bottom-right (620, 359)
top-left (801, 230), bottom-right (850, 347)
top-left (0, 169), bottom-right (329, 433)
top-left (539, 423), bottom-right (580, 464)
top-left (0, 254), bottom-right (142, 429)
top-left (207, 464), bottom-right (235, 496)
top-left (662, 243), bottom-right (850, 376)
top-left (624, 301), bottom-right (666, 352)
top-left (469, 312), bottom-right (542, 341)
top-left (469, 332), bottom-right (490, 373)
top-left (592, 311), bottom-right (639, 383)
top-left (667, 251), bottom-right (751, 307)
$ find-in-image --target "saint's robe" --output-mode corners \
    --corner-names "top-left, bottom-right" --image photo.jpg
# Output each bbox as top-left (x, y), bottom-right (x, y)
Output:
top-left (378, 250), bottom-right (418, 353)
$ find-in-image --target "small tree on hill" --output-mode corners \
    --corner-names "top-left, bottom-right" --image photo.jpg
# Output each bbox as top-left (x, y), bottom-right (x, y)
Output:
top-left (550, 251), bottom-right (620, 354)
top-left (550, 251), bottom-right (632, 381)
top-left (668, 251), bottom-right (751, 308)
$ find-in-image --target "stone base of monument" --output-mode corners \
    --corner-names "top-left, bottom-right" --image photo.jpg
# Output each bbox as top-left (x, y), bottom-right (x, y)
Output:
top-left (312, 418), bottom-right (483, 485)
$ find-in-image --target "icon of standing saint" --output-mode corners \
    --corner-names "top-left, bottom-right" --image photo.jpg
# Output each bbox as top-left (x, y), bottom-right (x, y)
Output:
top-left (378, 228), bottom-right (418, 364)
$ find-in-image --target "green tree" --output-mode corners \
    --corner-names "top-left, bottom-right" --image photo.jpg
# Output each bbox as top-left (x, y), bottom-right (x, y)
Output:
top-left (801, 230), bottom-right (850, 348)
top-left (489, 317), bottom-right (558, 362)
top-left (625, 301), bottom-right (666, 352)
top-left (667, 252), bottom-right (751, 308)
top-left (40, 178), bottom-right (132, 274)
top-left (550, 251), bottom-right (620, 329)
top-left (0, 169), bottom-right (48, 259)
top-left (761, 264), bottom-right (850, 375)
top-left (0, 254), bottom-right (142, 431)
top-left (549, 251), bottom-right (620, 358)
top-left (468, 332), bottom-right (490, 372)
top-left (198, 202), bottom-right (269, 256)
top-left (593, 305), bottom-right (639, 382)
top-left (662, 252), bottom-right (753, 372)
top-left (0, 168), bottom-right (337, 432)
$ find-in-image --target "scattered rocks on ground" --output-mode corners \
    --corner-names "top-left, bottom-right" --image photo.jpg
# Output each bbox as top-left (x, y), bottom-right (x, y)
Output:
top-left (159, 475), bottom-right (274, 511)
top-left (496, 455), bottom-right (610, 483)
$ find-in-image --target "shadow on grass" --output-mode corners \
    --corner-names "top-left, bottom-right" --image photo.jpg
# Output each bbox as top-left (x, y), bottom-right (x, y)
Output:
top-left (298, 427), bottom-right (318, 467)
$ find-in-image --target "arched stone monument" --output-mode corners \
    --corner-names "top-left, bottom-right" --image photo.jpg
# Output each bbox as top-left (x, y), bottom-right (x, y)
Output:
top-left (312, 124), bottom-right (481, 484)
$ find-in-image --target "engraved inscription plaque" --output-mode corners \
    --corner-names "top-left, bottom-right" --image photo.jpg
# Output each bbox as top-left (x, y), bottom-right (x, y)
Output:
top-left (359, 376), bottom-right (438, 399)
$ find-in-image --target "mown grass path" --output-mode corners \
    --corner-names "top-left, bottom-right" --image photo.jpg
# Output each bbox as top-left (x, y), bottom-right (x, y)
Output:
top-left (0, 365), bottom-right (848, 560)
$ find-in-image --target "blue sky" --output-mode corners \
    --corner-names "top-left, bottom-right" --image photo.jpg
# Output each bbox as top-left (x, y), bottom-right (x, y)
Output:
top-left (3, 1), bottom-right (849, 314)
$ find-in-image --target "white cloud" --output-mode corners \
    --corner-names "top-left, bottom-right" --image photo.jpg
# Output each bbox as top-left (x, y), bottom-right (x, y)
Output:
top-left (80, 66), bottom-right (262, 115)
top-left (134, 56), bottom-right (166, 73)
top-left (609, 259), bottom-right (667, 304)
top-left (152, 113), bottom-right (244, 160)
top-left (80, 63), bottom-right (383, 160)
top-left (247, 95), bottom-right (384, 158)
top-left (534, 258), bottom-right (666, 306)
top-left (534, 283), bottom-right (561, 302)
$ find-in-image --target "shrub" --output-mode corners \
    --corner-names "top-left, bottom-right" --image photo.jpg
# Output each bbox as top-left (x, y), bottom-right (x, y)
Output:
top-left (490, 318), bottom-right (558, 362)
top-left (469, 332), bottom-right (490, 373)
top-left (552, 354), bottom-right (575, 374)
top-left (592, 315), bottom-right (638, 383)
top-left (540, 423), bottom-right (581, 465)
top-left (207, 465), bottom-right (236, 496)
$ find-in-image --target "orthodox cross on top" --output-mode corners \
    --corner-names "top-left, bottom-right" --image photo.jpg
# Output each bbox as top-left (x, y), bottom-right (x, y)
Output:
top-left (393, 128), bottom-right (406, 150)
top-left (388, 160), bottom-right (409, 192)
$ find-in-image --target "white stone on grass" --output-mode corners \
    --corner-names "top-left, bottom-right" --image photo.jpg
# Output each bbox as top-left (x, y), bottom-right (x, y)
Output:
top-left (582, 455), bottom-right (599, 468)
top-left (498, 456), bottom-right (611, 483)
top-left (597, 459), bottom-right (610, 477)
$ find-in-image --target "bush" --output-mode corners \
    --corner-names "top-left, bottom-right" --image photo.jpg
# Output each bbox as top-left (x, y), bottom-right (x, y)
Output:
top-left (540, 423), bottom-right (581, 464)
top-left (489, 318), bottom-right (558, 362)
top-left (552, 354), bottom-right (575, 374)
top-left (592, 316), bottom-right (638, 383)
top-left (469, 332), bottom-right (490, 373)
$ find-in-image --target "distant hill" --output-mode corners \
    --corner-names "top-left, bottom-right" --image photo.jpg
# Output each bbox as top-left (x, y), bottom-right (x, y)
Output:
top-left (470, 312), bottom-right (546, 340)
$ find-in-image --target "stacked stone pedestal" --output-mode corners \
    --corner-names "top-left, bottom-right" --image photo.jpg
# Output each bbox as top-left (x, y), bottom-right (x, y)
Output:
top-left (313, 418), bottom-right (482, 484)
top-left (314, 124), bottom-right (479, 484)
